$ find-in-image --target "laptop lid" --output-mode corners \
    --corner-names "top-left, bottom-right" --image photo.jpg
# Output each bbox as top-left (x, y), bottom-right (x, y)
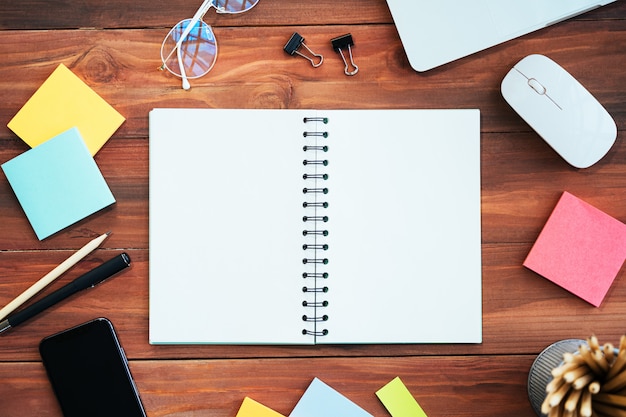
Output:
top-left (386, 0), bottom-right (617, 72)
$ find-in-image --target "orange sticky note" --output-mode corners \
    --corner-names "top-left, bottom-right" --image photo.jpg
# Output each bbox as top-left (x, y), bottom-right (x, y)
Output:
top-left (236, 397), bottom-right (285, 417)
top-left (376, 377), bottom-right (428, 417)
top-left (7, 63), bottom-right (125, 155)
top-left (524, 191), bottom-right (626, 307)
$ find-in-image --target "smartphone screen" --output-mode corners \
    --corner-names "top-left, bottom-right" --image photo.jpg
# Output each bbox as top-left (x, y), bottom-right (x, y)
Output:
top-left (39, 318), bottom-right (147, 417)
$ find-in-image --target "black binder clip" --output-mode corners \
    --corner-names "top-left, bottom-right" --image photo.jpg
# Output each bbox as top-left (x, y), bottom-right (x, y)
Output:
top-left (284, 32), bottom-right (323, 68)
top-left (331, 33), bottom-right (359, 76)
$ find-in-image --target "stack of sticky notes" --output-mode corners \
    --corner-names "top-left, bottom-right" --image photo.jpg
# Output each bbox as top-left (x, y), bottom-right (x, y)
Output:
top-left (235, 376), bottom-right (428, 417)
top-left (524, 191), bottom-right (626, 307)
top-left (1, 64), bottom-right (125, 240)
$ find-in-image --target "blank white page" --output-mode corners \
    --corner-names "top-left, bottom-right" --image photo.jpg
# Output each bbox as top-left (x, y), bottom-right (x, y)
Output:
top-left (321, 109), bottom-right (481, 343)
top-left (149, 108), bottom-right (482, 345)
top-left (150, 109), bottom-right (309, 344)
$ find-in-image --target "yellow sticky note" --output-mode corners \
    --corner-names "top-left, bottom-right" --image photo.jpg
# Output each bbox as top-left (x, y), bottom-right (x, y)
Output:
top-left (8, 63), bottom-right (125, 155)
top-left (235, 397), bottom-right (286, 417)
top-left (376, 377), bottom-right (428, 417)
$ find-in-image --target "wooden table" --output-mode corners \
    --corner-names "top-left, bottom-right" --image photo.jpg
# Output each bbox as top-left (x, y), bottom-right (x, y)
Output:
top-left (1, 1), bottom-right (625, 416)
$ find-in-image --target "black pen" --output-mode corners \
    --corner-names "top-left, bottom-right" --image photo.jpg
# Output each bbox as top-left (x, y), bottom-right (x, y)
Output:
top-left (0, 252), bottom-right (131, 334)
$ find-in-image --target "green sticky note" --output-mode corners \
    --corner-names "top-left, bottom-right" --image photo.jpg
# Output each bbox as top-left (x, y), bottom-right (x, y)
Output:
top-left (376, 377), bottom-right (427, 417)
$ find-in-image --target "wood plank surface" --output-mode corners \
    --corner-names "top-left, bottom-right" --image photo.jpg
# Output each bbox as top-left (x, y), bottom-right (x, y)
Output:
top-left (0, 0), bottom-right (625, 416)
top-left (0, 356), bottom-right (534, 417)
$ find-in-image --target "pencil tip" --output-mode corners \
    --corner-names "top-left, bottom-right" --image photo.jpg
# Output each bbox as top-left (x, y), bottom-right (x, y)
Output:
top-left (105, 231), bottom-right (112, 236)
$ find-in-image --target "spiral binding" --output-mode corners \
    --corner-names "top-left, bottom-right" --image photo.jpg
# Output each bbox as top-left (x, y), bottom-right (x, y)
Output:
top-left (303, 159), bottom-right (328, 166)
top-left (302, 300), bottom-right (329, 307)
top-left (302, 314), bottom-right (329, 322)
top-left (302, 272), bottom-right (328, 279)
top-left (302, 329), bottom-right (329, 336)
top-left (302, 286), bottom-right (329, 293)
top-left (302, 115), bottom-right (329, 339)
top-left (303, 131), bottom-right (329, 138)
top-left (302, 230), bottom-right (328, 236)
top-left (302, 215), bottom-right (328, 222)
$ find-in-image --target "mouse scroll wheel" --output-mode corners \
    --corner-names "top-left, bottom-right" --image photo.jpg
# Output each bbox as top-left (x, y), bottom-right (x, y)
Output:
top-left (528, 78), bottom-right (547, 95)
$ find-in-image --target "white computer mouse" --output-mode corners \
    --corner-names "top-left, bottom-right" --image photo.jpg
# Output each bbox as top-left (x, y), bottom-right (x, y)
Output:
top-left (501, 54), bottom-right (617, 168)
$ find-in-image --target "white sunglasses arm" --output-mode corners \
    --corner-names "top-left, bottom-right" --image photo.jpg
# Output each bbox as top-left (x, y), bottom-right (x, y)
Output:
top-left (161, 0), bottom-right (215, 71)
top-left (176, 45), bottom-right (191, 90)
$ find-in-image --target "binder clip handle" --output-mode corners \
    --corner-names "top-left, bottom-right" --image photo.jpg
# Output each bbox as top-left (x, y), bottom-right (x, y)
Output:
top-left (331, 33), bottom-right (359, 76)
top-left (284, 32), bottom-right (324, 68)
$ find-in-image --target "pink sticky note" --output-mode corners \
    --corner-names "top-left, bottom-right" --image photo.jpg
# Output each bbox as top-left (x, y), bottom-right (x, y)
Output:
top-left (524, 192), bottom-right (626, 307)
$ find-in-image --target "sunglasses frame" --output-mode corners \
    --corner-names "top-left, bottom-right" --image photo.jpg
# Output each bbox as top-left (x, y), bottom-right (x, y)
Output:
top-left (160, 19), bottom-right (218, 80)
top-left (160, 0), bottom-right (260, 90)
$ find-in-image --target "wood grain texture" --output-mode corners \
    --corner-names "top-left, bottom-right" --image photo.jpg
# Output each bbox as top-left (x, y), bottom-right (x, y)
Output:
top-left (0, 0), bottom-right (393, 30)
top-left (0, 356), bottom-right (534, 417)
top-left (0, 0), bottom-right (625, 416)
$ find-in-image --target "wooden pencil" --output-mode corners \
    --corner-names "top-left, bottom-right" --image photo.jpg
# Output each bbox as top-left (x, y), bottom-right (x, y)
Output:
top-left (0, 232), bottom-right (110, 321)
top-left (580, 390), bottom-right (593, 417)
top-left (548, 375), bottom-right (566, 393)
top-left (572, 374), bottom-right (595, 390)
top-left (603, 343), bottom-right (615, 363)
top-left (564, 352), bottom-right (587, 365)
top-left (550, 382), bottom-right (574, 407)
top-left (587, 381), bottom-right (600, 394)
top-left (543, 392), bottom-right (556, 415)
top-left (565, 366), bottom-right (592, 383)
top-left (543, 336), bottom-right (626, 417)
top-left (554, 361), bottom-right (584, 378)
top-left (593, 401), bottom-right (626, 417)
top-left (579, 345), bottom-right (604, 375)
top-left (593, 392), bottom-right (626, 408)
top-left (591, 350), bottom-right (609, 373)
top-left (620, 335), bottom-right (626, 352)
top-left (564, 387), bottom-right (584, 412)
top-left (606, 349), bottom-right (626, 380)
top-left (549, 403), bottom-right (563, 417)
top-left (602, 367), bottom-right (626, 392)
top-left (588, 336), bottom-right (601, 353)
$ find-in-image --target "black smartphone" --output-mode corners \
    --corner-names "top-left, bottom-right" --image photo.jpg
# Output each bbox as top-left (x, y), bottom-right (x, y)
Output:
top-left (39, 317), bottom-right (147, 417)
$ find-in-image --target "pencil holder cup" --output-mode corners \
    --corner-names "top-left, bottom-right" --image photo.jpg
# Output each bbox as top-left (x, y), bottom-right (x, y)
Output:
top-left (527, 339), bottom-right (586, 417)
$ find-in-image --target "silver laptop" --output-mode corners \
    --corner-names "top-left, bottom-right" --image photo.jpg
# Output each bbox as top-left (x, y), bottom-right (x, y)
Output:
top-left (386, 0), bottom-right (617, 72)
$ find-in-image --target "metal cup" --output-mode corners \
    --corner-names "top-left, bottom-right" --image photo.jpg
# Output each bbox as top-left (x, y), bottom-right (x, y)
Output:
top-left (527, 339), bottom-right (586, 416)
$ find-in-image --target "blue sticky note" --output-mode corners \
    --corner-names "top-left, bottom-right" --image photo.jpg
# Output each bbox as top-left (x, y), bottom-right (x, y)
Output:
top-left (2, 127), bottom-right (115, 240)
top-left (289, 378), bottom-right (373, 417)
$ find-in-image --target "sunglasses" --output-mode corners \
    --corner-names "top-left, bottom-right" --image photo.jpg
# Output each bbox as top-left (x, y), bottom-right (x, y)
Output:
top-left (160, 0), bottom-right (260, 90)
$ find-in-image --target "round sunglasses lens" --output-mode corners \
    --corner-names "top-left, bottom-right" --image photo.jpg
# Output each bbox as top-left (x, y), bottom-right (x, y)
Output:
top-left (213, 0), bottom-right (260, 13)
top-left (161, 19), bottom-right (217, 78)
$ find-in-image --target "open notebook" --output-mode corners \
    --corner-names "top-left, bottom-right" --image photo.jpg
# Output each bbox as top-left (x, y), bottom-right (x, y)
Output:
top-left (149, 108), bottom-right (482, 344)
